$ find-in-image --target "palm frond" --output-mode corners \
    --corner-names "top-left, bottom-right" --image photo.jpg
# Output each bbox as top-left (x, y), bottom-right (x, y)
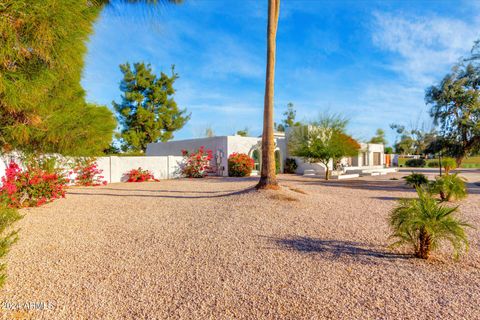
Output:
top-left (388, 188), bottom-right (472, 259)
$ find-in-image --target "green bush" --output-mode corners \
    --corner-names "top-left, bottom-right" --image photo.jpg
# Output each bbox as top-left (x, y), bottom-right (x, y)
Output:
top-left (389, 188), bottom-right (471, 259)
top-left (427, 160), bottom-right (439, 168)
top-left (405, 158), bottom-right (426, 167)
top-left (403, 172), bottom-right (429, 188)
top-left (429, 173), bottom-right (467, 202)
top-left (284, 158), bottom-right (298, 174)
top-left (0, 205), bottom-right (22, 287)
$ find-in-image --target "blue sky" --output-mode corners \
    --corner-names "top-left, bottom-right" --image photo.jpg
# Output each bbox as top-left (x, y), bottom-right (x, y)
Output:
top-left (82, 0), bottom-right (480, 145)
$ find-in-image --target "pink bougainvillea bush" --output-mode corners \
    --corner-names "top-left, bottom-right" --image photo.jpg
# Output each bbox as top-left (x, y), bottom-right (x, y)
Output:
top-left (180, 146), bottom-right (213, 178)
top-left (228, 153), bottom-right (254, 177)
top-left (0, 161), bottom-right (67, 208)
top-left (73, 158), bottom-right (107, 186)
top-left (126, 168), bottom-right (157, 182)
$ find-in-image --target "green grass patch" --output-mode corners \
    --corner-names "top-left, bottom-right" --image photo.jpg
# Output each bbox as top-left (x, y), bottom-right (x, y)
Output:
top-left (461, 156), bottom-right (480, 167)
top-left (398, 156), bottom-right (480, 168)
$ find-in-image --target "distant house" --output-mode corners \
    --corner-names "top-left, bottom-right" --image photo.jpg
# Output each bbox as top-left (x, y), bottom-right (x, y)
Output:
top-left (146, 132), bottom-right (385, 177)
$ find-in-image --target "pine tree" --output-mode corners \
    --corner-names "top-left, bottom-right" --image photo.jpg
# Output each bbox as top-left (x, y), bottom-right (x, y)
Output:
top-left (0, 0), bottom-right (115, 156)
top-left (113, 63), bottom-right (190, 152)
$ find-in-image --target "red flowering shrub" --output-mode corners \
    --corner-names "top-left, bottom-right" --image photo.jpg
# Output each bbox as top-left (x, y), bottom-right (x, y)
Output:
top-left (127, 168), bottom-right (157, 182)
top-left (73, 158), bottom-right (107, 186)
top-left (228, 153), bottom-right (254, 177)
top-left (180, 146), bottom-right (213, 178)
top-left (0, 161), bottom-right (67, 208)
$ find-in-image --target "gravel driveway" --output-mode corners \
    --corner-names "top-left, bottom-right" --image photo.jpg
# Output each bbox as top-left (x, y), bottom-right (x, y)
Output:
top-left (2, 173), bottom-right (479, 319)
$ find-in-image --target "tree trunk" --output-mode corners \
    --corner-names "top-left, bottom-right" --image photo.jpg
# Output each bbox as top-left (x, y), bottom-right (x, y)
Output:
top-left (416, 227), bottom-right (431, 259)
top-left (325, 167), bottom-right (330, 180)
top-left (455, 156), bottom-right (463, 168)
top-left (256, 0), bottom-right (280, 190)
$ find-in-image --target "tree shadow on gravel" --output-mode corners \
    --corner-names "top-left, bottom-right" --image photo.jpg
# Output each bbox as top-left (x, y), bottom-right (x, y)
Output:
top-left (278, 177), bottom-right (414, 193)
top-left (467, 183), bottom-right (480, 194)
top-left (100, 188), bottom-right (239, 194)
top-left (268, 236), bottom-right (411, 263)
top-left (68, 187), bottom-right (257, 199)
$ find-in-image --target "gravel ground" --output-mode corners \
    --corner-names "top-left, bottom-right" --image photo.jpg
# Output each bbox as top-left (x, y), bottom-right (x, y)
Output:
top-left (1, 172), bottom-right (479, 319)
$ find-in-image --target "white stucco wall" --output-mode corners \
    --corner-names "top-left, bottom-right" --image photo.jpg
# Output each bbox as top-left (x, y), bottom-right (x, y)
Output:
top-left (96, 156), bottom-right (183, 183)
top-left (226, 136), bottom-right (261, 156)
top-left (0, 155), bottom-right (183, 184)
top-left (146, 137), bottom-right (229, 175)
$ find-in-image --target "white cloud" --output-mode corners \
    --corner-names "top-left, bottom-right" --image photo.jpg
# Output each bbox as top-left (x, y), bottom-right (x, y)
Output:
top-left (372, 11), bottom-right (480, 85)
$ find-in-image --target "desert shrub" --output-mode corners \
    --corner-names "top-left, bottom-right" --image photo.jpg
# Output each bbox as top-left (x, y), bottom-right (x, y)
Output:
top-left (0, 161), bottom-right (67, 208)
top-left (403, 172), bottom-right (429, 188)
top-left (73, 158), bottom-right (107, 186)
top-left (405, 158), bottom-right (426, 167)
top-left (427, 160), bottom-right (438, 168)
top-left (127, 168), bottom-right (157, 182)
top-left (429, 173), bottom-right (467, 202)
top-left (441, 158), bottom-right (457, 174)
top-left (284, 158), bottom-right (298, 174)
top-left (389, 188), bottom-right (471, 259)
top-left (180, 147), bottom-right (213, 178)
top-left (0, 204), bottom-right (22, 287)
top-left (228, 153), bottom-right (254, 177)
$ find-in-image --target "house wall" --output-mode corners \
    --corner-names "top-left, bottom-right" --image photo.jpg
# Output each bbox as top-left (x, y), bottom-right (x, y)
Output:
top-left (146, 136), bottom-right (229, 176)
top-left (291, 143), bottom-right (385, 174)
top-left (226, 136), bottom-right (261, 156)
top-left (146, 135), bottom-right (289, 176)
top-left (363, 143), bottom-right (384, 167)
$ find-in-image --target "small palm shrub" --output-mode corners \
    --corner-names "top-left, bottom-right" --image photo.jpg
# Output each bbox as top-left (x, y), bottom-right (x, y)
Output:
top-left (441, 158), bottom-right (457, 174)
top-left (405, 158), bottom-right (426, 167)
top-left (284, 158), bottom-right (298, 174)
top-left (0, 204), bottom-right (22, 287)
top-left (426, 158), bottom-right (457, 174)
top-left (389, 188), bottom-right (471, 259)
top-left (403, 172), bottom-right (429, 188)
top-left (429, 173), bottom-right (467, 202)
top-left (228, 153), bottom-right (254, 177)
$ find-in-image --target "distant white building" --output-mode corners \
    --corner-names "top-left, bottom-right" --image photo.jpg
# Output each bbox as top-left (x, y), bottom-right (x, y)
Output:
top-left (146, 132), bottom-right (385, 177)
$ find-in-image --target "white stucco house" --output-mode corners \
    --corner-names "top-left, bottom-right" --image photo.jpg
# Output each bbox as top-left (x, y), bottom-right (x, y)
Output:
top-left (146, 131), bottom-right (390, 177)
top-left (146, 133), bottom-right (287, 176)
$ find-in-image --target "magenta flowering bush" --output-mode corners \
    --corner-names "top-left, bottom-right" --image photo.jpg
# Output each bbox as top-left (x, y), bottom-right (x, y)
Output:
top-left (180, 146), bottom-right (213, 178)
top-left (73, 158), bottom-right (107, 186)
top-left (0, 161), bottom-right (67, 208)
top-left (127, 168), bottom-right (157, 182)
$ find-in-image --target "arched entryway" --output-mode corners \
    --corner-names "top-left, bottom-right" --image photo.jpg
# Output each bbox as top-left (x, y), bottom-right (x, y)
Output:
top-left (274, 149), bottom-right (282, 174)
top-left (252, 149), bottom-right (261, 171)
top-left (249, 147), bottom-right (282, 174)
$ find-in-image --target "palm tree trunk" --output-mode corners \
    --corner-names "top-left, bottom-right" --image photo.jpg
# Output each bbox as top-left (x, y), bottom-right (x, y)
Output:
top-left (417, 227), bottom-right (431, 259)
top-left (256, 0), bottom-right (280, 190)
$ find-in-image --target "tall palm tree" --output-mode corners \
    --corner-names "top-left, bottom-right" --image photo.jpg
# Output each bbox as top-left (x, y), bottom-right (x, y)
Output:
top-left (256, 0), bottom-right (280, 190)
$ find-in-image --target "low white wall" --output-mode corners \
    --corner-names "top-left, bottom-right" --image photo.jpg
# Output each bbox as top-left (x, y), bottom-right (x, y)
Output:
top-left (293, 157), bottom-right (328, 175)
top-left (0, 155), bottom-right (184, 184)
top-left (97, 156), bottom-right (183, 183)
